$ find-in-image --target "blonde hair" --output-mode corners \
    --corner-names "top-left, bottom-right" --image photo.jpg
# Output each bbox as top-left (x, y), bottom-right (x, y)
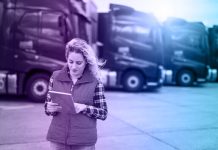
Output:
top-left (65, 38), bottom-right (105, 81)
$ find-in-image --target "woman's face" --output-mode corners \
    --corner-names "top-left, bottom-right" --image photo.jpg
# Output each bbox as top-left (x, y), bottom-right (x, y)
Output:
top-left (67, 52), bottom-right (86, 78)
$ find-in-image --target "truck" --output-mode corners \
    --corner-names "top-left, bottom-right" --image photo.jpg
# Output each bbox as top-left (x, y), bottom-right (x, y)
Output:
top-left (0, 0), bottom-right (98, 102)
top-left (162, 18), bottom-right (215, 86)
top-left (208, 25), bottom-right (218, 81)
top-left (98, 4), bottom-right (164, 92)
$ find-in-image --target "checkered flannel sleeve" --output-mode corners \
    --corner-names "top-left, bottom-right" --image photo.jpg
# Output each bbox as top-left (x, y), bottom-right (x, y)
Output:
top-left (83, 82), bottom-right (108, 120)
top-left (44, 76), bottom-right (57, 116)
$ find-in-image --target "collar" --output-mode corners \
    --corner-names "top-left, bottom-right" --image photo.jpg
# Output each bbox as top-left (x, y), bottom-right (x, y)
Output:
top-left (55, 64), bottom-right (95, 84)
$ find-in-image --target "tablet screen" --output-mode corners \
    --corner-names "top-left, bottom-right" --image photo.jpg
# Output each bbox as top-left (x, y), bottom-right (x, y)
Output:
top-left (48, 90), bottom-right (75, 114)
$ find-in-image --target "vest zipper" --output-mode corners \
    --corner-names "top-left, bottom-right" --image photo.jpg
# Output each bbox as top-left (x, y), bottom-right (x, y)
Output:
top-left (66, 82), bottom-right (74, 144)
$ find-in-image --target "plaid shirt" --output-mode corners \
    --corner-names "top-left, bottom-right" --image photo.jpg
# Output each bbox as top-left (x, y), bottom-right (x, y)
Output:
top-left (45, 75), bottom-right (108, 120)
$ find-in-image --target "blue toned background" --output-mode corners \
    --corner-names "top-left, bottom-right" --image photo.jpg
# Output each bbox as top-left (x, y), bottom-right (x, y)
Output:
top-left (94, 0), bottom-right (218, 27)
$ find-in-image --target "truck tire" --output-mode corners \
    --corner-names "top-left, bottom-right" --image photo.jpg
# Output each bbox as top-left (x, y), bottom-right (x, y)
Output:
top-left (123, 71), bottom-right (144, 92)
top-left (26, 74), bottom-right (49, 102)
top-left (177, 70), bottom-right (194, 86)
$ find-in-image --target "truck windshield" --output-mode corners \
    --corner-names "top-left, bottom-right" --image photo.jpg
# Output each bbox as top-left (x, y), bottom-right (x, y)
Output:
top-left (170, 31), bottom-right (207, 53)
top-left (41, 11), bottom-right (66, 43)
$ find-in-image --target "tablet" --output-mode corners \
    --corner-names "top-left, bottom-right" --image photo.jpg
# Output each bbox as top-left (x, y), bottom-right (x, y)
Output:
top-left (48, 90), bottom-right (75, 114)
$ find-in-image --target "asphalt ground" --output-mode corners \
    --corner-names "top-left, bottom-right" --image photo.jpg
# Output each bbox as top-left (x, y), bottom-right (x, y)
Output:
top-left (0, 83), bottom-right (218, 150)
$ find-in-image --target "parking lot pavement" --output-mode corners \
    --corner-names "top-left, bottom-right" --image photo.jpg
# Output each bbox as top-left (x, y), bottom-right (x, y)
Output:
top-left (0, 83), bottom-right (218, 150)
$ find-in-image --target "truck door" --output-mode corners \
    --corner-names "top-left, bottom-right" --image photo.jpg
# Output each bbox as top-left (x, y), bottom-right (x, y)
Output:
top-left (111, 13), bottom-right (157, 69)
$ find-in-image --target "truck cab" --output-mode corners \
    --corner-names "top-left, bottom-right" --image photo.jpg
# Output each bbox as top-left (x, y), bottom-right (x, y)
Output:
top-left (98, 4), bottom-right (164, 92)
top-left (162, 18), bottom-right (211, 86)
top-left (0, 0), bottom-right (98, 102)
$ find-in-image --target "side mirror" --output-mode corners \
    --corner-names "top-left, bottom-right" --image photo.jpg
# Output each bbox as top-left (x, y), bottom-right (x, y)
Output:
top-left (58, 16), bottom-right (66, 37)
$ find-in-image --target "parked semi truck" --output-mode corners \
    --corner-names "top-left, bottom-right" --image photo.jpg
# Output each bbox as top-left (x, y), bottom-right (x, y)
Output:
top-left (208, 25), bottom-right (218, 81)
top-left (98, 4), bottom-right (164, 92)
top-left (162, 18), bottom-right (215, 86)
top-left (0, 0), bottom-right (98, 102)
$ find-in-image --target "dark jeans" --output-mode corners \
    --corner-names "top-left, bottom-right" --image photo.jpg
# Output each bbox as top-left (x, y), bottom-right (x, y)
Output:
top-left (50, 142), bottom-right (95, 150)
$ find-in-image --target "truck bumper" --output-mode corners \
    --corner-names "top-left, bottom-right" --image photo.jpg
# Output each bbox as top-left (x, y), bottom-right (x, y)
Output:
top-left (145, 65), bottom-right (165, 89)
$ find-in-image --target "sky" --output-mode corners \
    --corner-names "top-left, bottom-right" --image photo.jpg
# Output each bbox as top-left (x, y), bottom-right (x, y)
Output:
top-left (93, 0), bottom-right (218, 27)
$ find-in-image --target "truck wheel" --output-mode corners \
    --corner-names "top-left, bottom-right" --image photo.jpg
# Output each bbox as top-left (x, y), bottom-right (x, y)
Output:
top-left (177, 70), bottom-right (194, 86)
top-left (26, 74), bottom-right (49, 102)
top-left (123, 71), bottom-right (144, 92)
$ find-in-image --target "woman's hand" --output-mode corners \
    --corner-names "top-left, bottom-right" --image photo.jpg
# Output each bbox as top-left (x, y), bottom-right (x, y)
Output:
top-left (74, 103), bottom-right (87, 113)
top-left (46, 102), bottom-right (62, 113)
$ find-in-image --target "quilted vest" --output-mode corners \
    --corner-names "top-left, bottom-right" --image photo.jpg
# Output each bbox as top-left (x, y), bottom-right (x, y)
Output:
top-left (47, 65), bottom-right (98, 146)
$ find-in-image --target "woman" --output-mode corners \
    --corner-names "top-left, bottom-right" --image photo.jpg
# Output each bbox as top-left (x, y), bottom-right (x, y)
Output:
top-left (44, 38), bottom-right (108, 150)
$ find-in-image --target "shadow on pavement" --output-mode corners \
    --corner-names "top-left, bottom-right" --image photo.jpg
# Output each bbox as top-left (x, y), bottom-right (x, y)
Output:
top-left (105, 87), bottom-right (161, 93)
top-left (0, 94), bottom-right (28, 102)
top-left (163, 83), bottom-right (207, 88)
